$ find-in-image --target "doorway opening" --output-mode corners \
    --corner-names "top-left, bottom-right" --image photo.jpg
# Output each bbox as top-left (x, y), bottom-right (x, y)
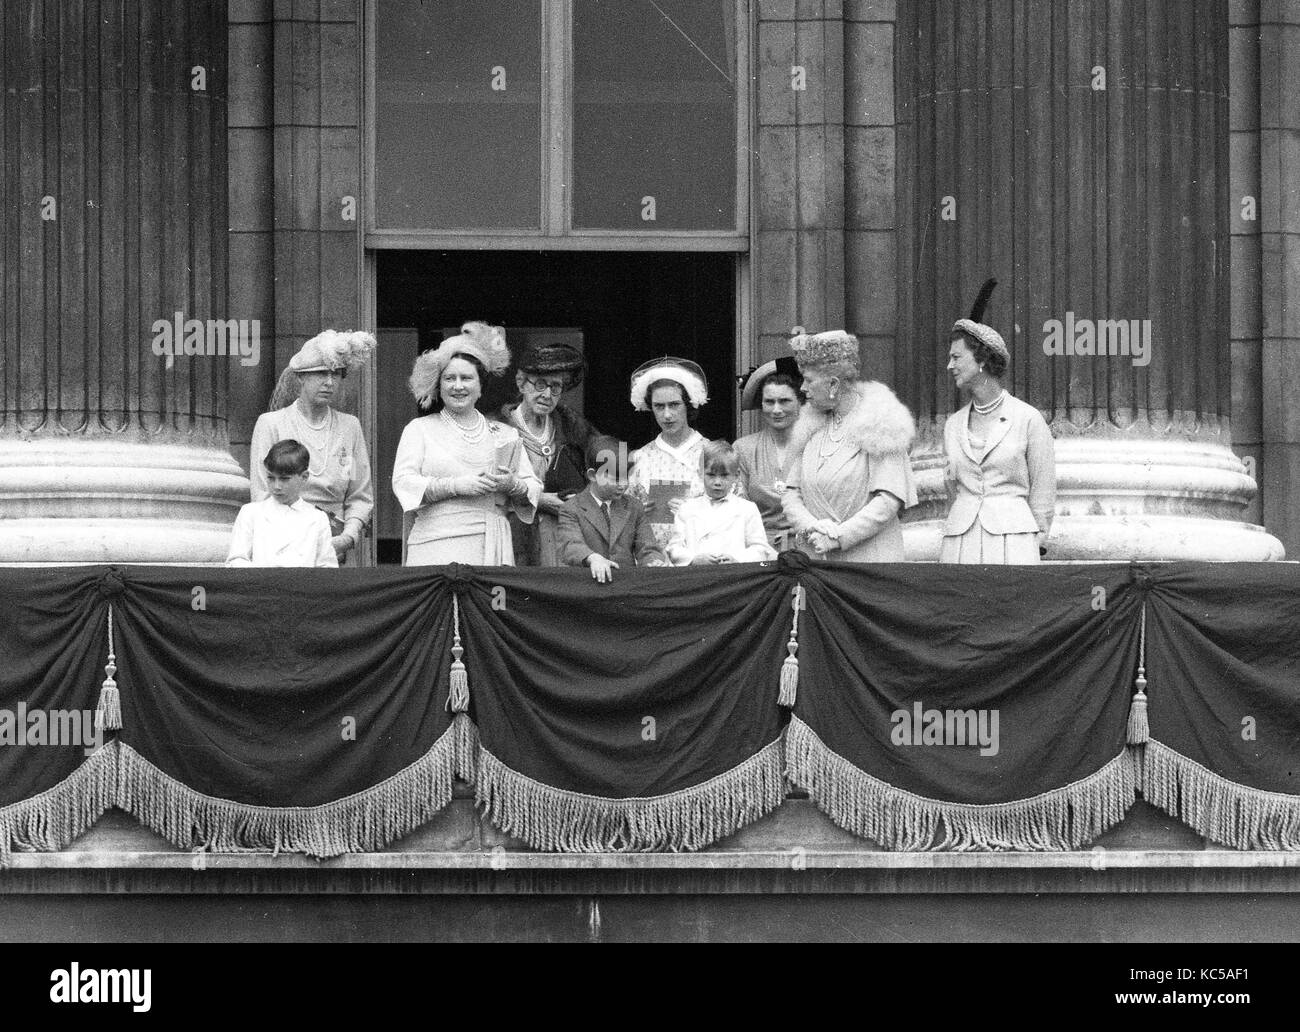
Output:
top-left (374, 250), bottom-right (737, 564)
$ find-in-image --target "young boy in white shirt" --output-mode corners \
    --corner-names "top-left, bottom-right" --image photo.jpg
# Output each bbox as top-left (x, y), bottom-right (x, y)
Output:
top-left (227, 440), bottom-right (338, 567)
top-left (667, 440), bottom-right (777, 566)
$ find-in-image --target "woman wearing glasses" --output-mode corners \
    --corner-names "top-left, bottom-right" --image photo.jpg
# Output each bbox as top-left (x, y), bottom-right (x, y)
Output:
top-left (500, 343), bottom-right (602, 566)
top-left (250, 329), bottom-right (377, 565)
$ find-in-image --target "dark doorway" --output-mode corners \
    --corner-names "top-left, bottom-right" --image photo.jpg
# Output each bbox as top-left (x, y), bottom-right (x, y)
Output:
top-left (374, 250), bottom-right (737, 563)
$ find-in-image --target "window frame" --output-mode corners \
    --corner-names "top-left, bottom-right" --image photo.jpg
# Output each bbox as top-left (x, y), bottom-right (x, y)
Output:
top-left (363, 0), bottom-right (750, 251)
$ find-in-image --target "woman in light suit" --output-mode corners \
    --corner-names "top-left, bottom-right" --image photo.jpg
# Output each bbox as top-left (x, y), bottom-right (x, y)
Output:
top-left (941, 279), bottom-right (1056, 563)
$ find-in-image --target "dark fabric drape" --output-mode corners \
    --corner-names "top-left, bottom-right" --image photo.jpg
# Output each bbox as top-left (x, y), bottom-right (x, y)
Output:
top-left (455, 562), bottom-right (792, 849)
top-left (1, 562), bottom-right (1297, 859)
top-left (106, 567), bottom-right (460, 855)
top-left (1140, 563), bottom-right (1300, 847)
top-left (786, 562), bottom-right (1143, 848)
top-left (0, 568), bottom-right (115, 859)
top-left (112, 567), bottom-right (455, 804)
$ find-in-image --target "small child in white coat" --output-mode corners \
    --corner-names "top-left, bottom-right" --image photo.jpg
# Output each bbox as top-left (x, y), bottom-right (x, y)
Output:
top-left (667, 440), bottom-right (777, 566)
top-left (227, 440), bottom-right (338, 568)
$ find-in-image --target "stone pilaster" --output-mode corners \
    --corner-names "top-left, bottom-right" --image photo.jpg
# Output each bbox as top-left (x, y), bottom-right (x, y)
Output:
top-left (0, 0), bottom-right (248, 562)
top-left (1257, 0), bottom-right (1300, 556)
top-left (755, 0), bottom-right (847, 365)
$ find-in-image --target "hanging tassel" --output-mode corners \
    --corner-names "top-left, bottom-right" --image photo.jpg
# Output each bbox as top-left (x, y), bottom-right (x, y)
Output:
top-left (95, 605), bottom-right (121, 731)
top-left (447, 593), bottom-right (469, 713)
top-left (779, 585), bottom-right (804, 708)
top-left (1127, 602), bottom-right (1149, 745)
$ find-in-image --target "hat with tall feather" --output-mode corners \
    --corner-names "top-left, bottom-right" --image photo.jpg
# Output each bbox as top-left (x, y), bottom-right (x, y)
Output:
top-left (952, 278), bottom-right (1009, 361)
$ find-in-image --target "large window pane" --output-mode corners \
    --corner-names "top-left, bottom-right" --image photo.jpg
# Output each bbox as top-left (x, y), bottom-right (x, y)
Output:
top-left (376, 1), bottom-right (542, 229)
top-left (573, 0), bottom-right (737, 230)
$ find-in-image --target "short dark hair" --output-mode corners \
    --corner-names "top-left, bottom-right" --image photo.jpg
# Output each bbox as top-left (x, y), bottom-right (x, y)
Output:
top-left (585, 434), bottom-right (628, 479)
top-left (646, 377), bottom-right (697, 422)
top-left (426, 351), bottom-right (488, 412)
top-left (759, 372), bottom-right (802, 399)
top-left (951, 330), bottom-right (1008, 378)
top-left (264, 439), bottom-right (310, 476)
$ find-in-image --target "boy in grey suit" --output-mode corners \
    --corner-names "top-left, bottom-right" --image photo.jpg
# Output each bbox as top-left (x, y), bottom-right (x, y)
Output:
top-left (558, 436), bottom-right (666, 582)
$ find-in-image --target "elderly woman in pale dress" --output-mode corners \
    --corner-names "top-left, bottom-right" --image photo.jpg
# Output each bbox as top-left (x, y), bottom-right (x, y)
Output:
top-left (392, 323), bottom-right (541, 566)
top-left (626, 357), bottom-right (711, 549)
top-left (942, 279), bottom-right (1056, 562)
top-left (250, 330), bottom-right (377, 564)
top-left (781, 330), bottom-right (918, 562)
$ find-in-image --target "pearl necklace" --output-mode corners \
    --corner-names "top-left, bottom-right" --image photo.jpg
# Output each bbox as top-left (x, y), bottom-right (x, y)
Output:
top-left (293, 402), bottom-right (334, 478)
top-left (440, 408), bottom-right (488, 444)
top-left (973, 390), bottom-right (1006, 415)
top-left (514, 407), bottom-right (556, 459)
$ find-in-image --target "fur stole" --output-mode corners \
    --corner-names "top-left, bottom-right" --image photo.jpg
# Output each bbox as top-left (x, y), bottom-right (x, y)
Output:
top-left (791, 380), bottom-right (916, 456)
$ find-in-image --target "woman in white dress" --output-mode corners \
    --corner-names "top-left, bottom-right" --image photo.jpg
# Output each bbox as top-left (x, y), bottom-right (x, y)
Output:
top-left (392, 323), bottom-right (541, 566)
top-left (941, 279), bottom-right (1056, 563)
top-left (250, 330), bottom-right (377, 564)
top-left (626, 357), bottom-right (711, 548)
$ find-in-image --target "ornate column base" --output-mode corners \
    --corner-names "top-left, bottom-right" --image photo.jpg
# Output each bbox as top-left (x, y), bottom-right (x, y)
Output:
top-left (904, 437), bottom-right (1286, 562)
top-left (0, 438), bottom-right (249, 565)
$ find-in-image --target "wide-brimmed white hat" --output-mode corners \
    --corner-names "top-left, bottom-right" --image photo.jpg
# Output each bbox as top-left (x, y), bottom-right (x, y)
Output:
top-left (629, 357), bottom-right (709, 411)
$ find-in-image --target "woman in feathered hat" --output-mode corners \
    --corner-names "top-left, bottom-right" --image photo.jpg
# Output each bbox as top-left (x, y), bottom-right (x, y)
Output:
top-left (498, 342), bottom-right (602, 566)
top-left (734, 356), bottom-right (804, 550)
top-left (781, 330), bottom-right (919, 562)
top-left (627, 357), bottom-right (711, 548)
top-left (250, 329), bottom-right (377, 564)
top-left (392, 322), bottom-right (541, 566)
top-left (942, 279), bottom-right (1056, 563)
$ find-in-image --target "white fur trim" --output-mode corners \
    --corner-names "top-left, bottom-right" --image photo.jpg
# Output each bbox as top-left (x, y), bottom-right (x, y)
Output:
top-left (792, 380), bottom-right (915, 456)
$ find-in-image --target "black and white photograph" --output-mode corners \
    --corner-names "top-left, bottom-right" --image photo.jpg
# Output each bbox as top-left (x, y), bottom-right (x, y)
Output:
top-left (0, 0), bottom-right (1296, 982)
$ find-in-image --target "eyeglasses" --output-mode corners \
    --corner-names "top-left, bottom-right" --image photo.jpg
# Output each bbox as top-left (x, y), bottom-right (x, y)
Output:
top-left (523, 377), bottom-right (567, 396)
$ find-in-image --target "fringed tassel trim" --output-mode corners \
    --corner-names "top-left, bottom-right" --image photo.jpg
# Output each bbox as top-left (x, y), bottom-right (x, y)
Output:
top-left (95, 604), bottom-right (121, 731)
top-left (778, 585), bottom-right (803, 708)
top-left (453, 712), bottom-right (478, 784)
top-left (114, 726), bottom-right (461, 859)
top-left (785, 716), bottom-right (1136, 851)
top-left (1126, 602), bottom-right (1149, 746)
top-left (473, 736), bottom-right (787, 852)
top-left (1142, 739), bottom-right (1300, 850)
top-left (0, 742), bottom-right (118, 867)
top-left (447, 594), bottom-right (469, 713)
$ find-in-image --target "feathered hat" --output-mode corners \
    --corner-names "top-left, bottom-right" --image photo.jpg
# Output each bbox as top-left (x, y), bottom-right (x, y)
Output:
top-left (629, 357), bottom-right (709, 412)
top-left (408, 322), bottom-right (511, 407)
top-left (737, 356), bottom-right (802, 411)
top-left (268, 329), bottom-right (377, 409)
top-left (952, 279), bottom-right (1009, 362)
top-left (788, 328), bottom-right (860, 370)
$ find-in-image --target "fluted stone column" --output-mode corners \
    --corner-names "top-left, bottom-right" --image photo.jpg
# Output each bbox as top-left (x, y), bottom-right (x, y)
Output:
top-left (0, 0), bottom-right (248, 563)
top-left (895, 0), bottom-right (1283, 560)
